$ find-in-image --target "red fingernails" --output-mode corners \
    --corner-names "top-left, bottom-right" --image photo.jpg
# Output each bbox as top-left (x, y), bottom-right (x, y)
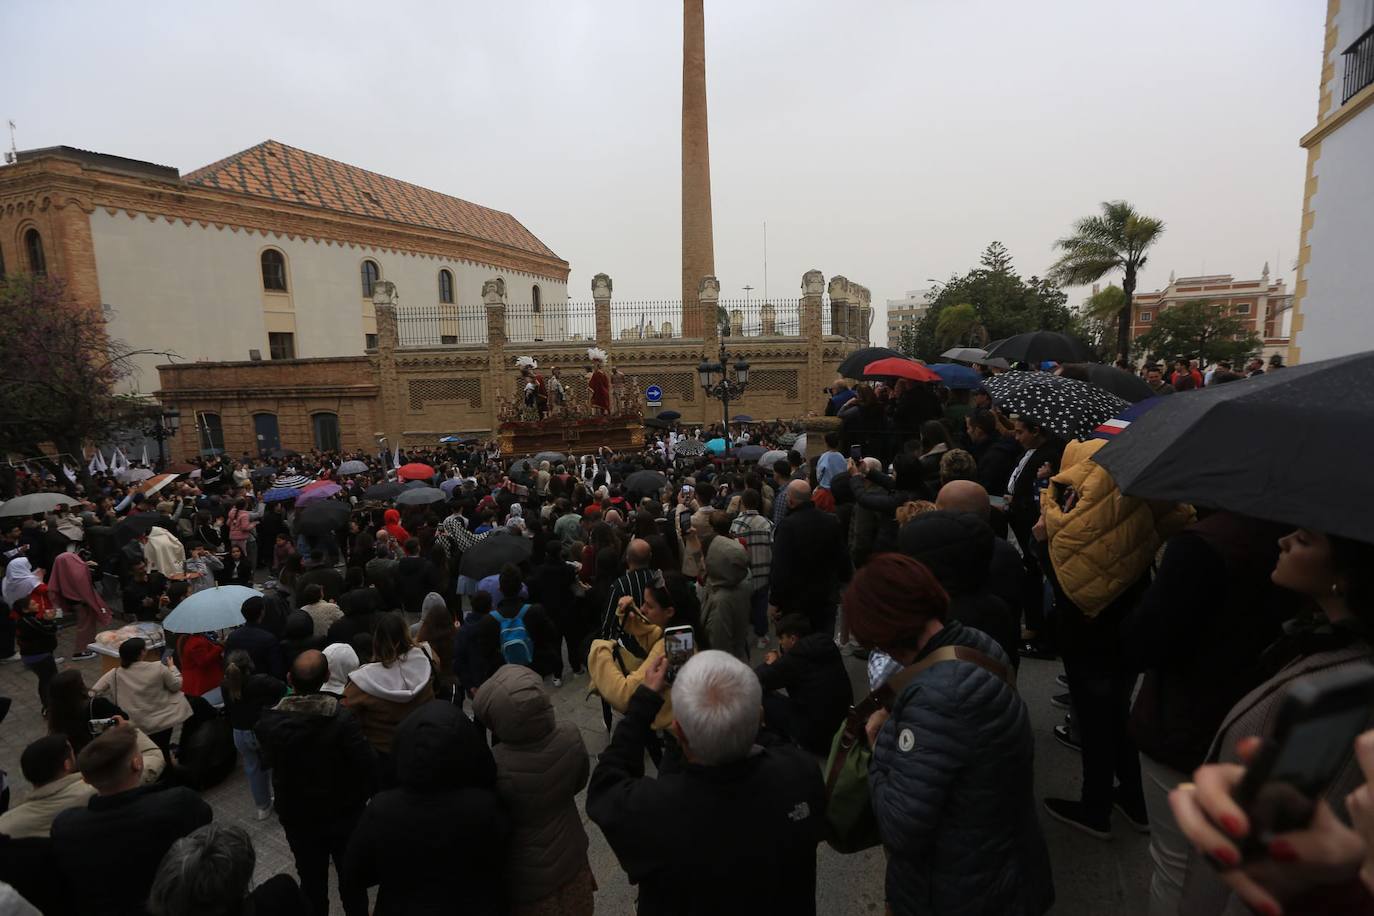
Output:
top-left (1219, 815), bottom-right (1245, 838)
top-left (1212, 846), bottom-right (1240, 867)
top-left (1269, 839), bottom-right (1299, 863)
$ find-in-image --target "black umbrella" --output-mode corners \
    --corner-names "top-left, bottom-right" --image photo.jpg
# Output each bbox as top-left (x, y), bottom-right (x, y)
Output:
top-left (1073, 363), bottom-right (1155, 403)
top-left (733, 445), bottom-right (768, 462)
top-left (624, 469), bottom-right (668, 499)
top-left (510, 458), bottom-right (535, 475)
top-left (114, 513), bottom-right (164, 544)
top-left (731, 414), bottom-right (754, 423)
top-left (837, 346), bottom-right (903, 379)
top-left (644, 417), bottom-right (672, 430)
top-left (269, 448), bottom-right (301, 459)
top-left (293, 501), bottom-right (352, 537)
top-left (533, 451), bottom-right (566, 464)
top-left (363, 481), bottom-right (405, 501)
top-left (249, 467), bottom-right (276, 481)
top-left (459, 532), bottom-right (534, 579)
top-left (1095, 351), bottom-right (1374, 544)
top-left (396, 486), bottom-right (447, 506)
top-left (657, 410), bottom-right (682, 421)
top-left (982, 371), bottom-right (1128, 442)
top-left (402, 479), bottom-right (431, 491)
top-left (985, 331), bottom-right (1093, 365)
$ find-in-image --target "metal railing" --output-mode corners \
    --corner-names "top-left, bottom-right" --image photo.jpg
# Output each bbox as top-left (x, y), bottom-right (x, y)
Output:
top-left (610, 300), bottom-right (693, 340)
top-left (715, 298), bottom-right (803, 338)
top-left (506, 300), bottom-right (598, 343)
top-left (1343, 25), bottom-right (1374, 105)
top-left (395, 305), bottom-right (487, 348)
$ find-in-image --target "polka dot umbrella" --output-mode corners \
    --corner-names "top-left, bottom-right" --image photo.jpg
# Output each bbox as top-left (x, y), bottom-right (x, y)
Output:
top-left (981, 370), bottom-right (1129, 442)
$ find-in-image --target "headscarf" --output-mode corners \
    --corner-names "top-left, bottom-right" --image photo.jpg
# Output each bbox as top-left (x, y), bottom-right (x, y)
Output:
top-left (2, 556), bottom-right (43, 605)
top-left (421, 592), bottom-right (448, 618)
top-left (47, 551), bottom-right (108, 613)
top-left (322, 642), bottom-right (360, 695)
top-left (382, 508), bottom-right (411, 545)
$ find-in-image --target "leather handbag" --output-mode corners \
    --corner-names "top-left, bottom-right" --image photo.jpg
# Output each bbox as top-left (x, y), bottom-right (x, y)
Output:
top-left (822, 644), bottom-right (1015, 853)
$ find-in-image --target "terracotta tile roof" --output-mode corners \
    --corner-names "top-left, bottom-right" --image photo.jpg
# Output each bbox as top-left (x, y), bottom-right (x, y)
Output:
top-left (183, 140), bottom-right (559, 261)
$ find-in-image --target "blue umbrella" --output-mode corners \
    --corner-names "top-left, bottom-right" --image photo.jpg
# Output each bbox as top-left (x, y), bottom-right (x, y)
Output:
top-left (438, 435), bottom-right (461, 443)
top-left (929, 363), bottom-right (985, 390)
top-left (705, 438), bottom-right (727, 454)
top-left (440, 478), bottom-right (464, 495)
top-left (262, 487), bottom-right (300, 502)
top-left (161, 585), bottom-right (258, 633)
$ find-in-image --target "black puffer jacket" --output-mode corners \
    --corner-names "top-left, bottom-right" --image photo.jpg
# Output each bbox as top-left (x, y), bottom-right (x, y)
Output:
top-left (255, 692), bottom-right (377, 828)
top-left (343, 701), bottom-right (507, 916)
top-left (899, 511), bottom-right (1020, 668)
top-left (755, 631), bottom-right (853, 754)
top-left (871, 622), bottom-right (1053, 916)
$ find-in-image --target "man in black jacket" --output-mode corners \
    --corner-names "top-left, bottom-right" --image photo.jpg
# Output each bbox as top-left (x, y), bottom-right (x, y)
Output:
top-left (256, 649), bottom-right (376, 916)
top-left (768, 481), bottom-right (851, 636)
top-left (587, 650), bottom-right (827, 915)
top-left (50, 722), bottom-right (213, 916)
top-left (756, 615), bottom-right (852, 755)
top-left (224, 596), bottom-right (285, 679)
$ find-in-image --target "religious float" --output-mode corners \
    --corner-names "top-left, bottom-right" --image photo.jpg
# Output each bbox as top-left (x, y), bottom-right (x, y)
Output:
top-left (495, 348), bottom-right (645, 457)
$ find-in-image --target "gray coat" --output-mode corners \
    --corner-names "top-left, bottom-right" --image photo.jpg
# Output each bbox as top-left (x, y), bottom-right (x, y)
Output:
top-left (472, 664), bottom-right (591, 904)
top-left (870, 622), bottom-right (1053, 916)
top-left (700, 535), bottom-right (752, 661)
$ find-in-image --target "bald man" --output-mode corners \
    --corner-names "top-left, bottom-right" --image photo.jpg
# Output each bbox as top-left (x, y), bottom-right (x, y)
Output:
top-left (599, 537), bottom-right (659, 639)
top-left (770, 479), bottom-right (851, 635)
top-left (936, 480), bottom-right (1025, 627)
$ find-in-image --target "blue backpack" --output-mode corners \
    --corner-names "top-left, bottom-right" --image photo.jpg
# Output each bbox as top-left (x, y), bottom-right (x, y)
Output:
top-left (492, 605), bottom-right (534, 665)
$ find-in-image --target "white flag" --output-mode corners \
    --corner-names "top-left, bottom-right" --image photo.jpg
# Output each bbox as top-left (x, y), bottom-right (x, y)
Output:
top-left (89, 449), bottom-right (108, 474)
top-left (111, 447), bottom-right (129, 472)
top-left (141, 444), bottom-right (150, 467)
top-left (392, 443), bottom-right (401, 470)
top-left (62, 464), bottom-right (77, 484)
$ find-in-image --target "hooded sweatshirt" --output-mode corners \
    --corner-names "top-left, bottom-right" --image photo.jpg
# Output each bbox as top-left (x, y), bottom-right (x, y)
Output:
top-left (321, 642), bottom-right (360, 697)
top-left (381, 509), bottom-right (410, 545)
top-left (343, 647), bottom-right (435, 754)
top-left (701, 535), bottom-right (752, 661)
top-left (473, 666), bottom-right (591, 904)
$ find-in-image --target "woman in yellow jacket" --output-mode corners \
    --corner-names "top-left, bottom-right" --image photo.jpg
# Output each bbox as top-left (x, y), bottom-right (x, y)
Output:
top-left (588, 571), bottom-right (700, 733)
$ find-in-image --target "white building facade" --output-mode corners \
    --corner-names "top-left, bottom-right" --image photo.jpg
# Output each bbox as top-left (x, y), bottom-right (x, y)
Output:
top-left (1291, 0), bottom-right (1374, 363)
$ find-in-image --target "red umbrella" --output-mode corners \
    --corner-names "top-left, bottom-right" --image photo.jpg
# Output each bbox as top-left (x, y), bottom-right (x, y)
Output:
top-left (862, 357), bottom-right (941, 383)
top-left (396, 462), bottom-right (436, 481)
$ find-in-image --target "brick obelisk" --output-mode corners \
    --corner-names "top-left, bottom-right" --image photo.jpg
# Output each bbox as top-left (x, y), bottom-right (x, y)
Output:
top-left (681, 0), bottom-right (714, 337)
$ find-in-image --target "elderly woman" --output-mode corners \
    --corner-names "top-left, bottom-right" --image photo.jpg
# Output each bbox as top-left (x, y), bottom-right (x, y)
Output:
top-left (844, 553), bottom-right (1053, 916)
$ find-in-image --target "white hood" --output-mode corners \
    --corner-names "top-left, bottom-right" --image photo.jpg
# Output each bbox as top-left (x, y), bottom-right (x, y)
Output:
top-left (347, 647), bottom-right (432, 701)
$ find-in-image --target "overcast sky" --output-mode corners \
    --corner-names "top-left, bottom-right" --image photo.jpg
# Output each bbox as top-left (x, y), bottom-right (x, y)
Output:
top-left (4, 0), bottom-right (1321, 326)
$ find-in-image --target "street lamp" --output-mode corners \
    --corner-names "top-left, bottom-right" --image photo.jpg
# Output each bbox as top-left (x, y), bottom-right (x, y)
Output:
top-left (698, 330), bottom-right (749, 453)
top-left (145, 408), bottom-right (181, 469)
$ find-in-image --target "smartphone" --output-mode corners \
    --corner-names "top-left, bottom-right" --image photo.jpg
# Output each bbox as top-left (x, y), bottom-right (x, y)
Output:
top-left (1231, 666), bottom-right (1374, 856)
top-left (663, 625), bottom-right (695, 685)
top-left (988, 495), bottom-right (1008, 510)
top-left (849, 445), bottom-right (862, 461)
top-left (89, 717), bottom-right (118, 736)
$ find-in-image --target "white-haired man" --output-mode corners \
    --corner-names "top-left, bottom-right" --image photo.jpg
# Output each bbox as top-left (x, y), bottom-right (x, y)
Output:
top-left (587, 650), bottom-right (826, 914)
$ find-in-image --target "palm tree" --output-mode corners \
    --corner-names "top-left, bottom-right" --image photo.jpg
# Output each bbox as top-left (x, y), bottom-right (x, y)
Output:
top-left (1048, 201), bottom-right (1164, 362)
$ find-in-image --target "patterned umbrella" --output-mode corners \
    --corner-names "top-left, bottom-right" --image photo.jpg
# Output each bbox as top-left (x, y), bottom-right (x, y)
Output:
top-left (982, 371), bottom-right (1128, 442)
top-left (272, 474), bottom-right (312, 490)
top-left (673, 438), bottom-right (707, 458)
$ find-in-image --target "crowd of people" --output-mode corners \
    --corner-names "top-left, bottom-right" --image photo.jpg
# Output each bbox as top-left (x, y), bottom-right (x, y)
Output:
top-left (0, 345), bottom-right (1372, 916)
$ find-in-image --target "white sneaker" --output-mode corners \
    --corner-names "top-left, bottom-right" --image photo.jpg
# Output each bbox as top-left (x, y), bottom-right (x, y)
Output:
top-left (256, 804), bottom-right (273, 821)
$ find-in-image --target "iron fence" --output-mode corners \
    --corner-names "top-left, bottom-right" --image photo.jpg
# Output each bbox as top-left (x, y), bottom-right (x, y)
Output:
top-left (715, 298), bottom-right (803, 338)
top-left (610, 300), bottom-right (693, 340)
top-left (506, 300), bottom-right (598, 343)
top-left (395, 304), bottom-right (487, 348)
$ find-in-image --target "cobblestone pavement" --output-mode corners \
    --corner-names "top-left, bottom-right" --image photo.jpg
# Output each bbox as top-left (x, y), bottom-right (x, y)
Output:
top-left (0, 625), bottom-right (1150, 914)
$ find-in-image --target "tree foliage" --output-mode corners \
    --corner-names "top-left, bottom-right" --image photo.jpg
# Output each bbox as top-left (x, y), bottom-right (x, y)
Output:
top-left (1134, 299), bottom-right (1262, 367)
top-left (0, 275), bottom-right (160, 472)
top-left (1047, 201), bottom-right (1165, 362)
top-left (902, 242), bottom-right (1074, 362)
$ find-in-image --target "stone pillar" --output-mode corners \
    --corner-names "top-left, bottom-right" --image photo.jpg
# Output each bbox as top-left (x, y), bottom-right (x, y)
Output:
top-left (592, 272), bottom-right (613, 353)
top-left (681, 0), bottom-right (715, 336)
top-left (857, 285), bottom-right (872, 344)
top-left (828, 275), bottom-right (851, 338)
top-left (484, 278), bottom-right (508, 432)
top-left (371, 281), bottom-right (404, 447)
top-left (801, 270), bottom-right (826, 408)
top-left (698, 276), bottom-right (720, 425)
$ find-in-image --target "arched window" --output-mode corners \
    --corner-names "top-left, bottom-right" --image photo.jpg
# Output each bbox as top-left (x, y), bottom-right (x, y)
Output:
top-left (197, 412), bottom-right (224, 455)
top-left (25, 229), bottom-right (46, 276)
top-left (361, 260), bottom-right (380, 298)
top-left (312, 412), bottom-right (341, 452)
top-left (252, 413), bottom-right (281, 454)
top-left (260, 249), bottom-right (287, 291)
top-left (531, 284), bottom-right (542, 314)
top-left (439, 269), bottom-right (454, 304)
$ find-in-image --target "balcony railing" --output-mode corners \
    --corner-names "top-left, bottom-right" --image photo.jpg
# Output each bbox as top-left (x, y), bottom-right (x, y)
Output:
top-left (1343, 24), bottom-right (1374, 105)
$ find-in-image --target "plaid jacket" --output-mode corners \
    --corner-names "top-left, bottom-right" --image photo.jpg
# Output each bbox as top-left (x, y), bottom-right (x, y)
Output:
top-left (729, 510), bottom-right (774, 592)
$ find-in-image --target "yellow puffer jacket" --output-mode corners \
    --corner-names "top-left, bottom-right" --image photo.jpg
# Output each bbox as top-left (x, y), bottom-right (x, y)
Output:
top-left (1041, 438), bottom-right (1194, 618)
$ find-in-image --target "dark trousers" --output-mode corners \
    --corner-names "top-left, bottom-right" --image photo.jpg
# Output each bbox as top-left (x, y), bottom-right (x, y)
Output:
top-left (749, 587), bottom-right (770, 639)
top-left (1015, 529), bottom-right (1054, 648)
top-left (1063, 659), bottom-right (1144, 819)
top-left (23, 655), bottom-right (57, 709)
top-left (147, 728), bottom-right (174, 761)
top-left (284, 813), bottom-right (368, 916)
top-left (554, 605), bottom-right (586, 674)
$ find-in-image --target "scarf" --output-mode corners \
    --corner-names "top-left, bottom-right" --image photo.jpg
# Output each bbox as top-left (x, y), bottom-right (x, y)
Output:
top-left (46, 551), bottom-right (107, 613)
top-left (2, 556), bottom-right (43, 605)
